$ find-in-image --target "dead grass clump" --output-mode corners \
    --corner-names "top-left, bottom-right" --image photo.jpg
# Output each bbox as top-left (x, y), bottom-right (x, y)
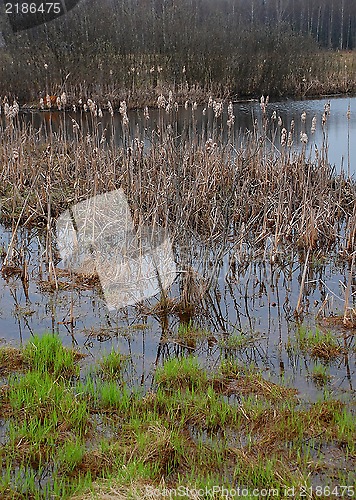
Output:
top-left (70, 479), bottom-right (163, 500)
top-left (310, 342), bottom-right (343, 361)
top-left (221, 373), bottom-right (298, 402)
top-left (38, 272), bottom-right (101, 293)
top-left (132, 424), bottom-right (176, 473)
top-left (72, 450), bottom-right (113, 479)
top-left (0, 347), bottom-right (24, 375)
top-left (318, 314), bottom-right (356, 331)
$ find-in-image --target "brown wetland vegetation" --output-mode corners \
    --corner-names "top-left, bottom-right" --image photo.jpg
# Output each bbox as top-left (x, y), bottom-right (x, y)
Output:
top-left (0, 0), bottom-right (355, 497)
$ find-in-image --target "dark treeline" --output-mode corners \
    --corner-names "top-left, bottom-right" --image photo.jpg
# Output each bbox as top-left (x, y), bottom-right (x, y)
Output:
top-left (0, 0), bottom-right (355, 104)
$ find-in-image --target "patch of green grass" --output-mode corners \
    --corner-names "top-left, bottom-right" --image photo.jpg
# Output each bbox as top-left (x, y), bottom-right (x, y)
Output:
top-left (311, 363), bottom-right (331, 386)
top-left (0, 338), bottom-right (354, 499)
top-left (56, 438), bottom-right (86, 474)
top-left (155, 356), bottom-right (208, 391)
top-left (176, 321), bottom-right (210, 348)
top-left (295, 325), bottom-right (342, 360)
top-left (8, 371), bottom-right (88, 434)
top-left (218, 331), bottom-right (258, 350)
top-left (99, 349), bottom-right (127, 380)
top-left (23, 333), bottom-right (82, 377)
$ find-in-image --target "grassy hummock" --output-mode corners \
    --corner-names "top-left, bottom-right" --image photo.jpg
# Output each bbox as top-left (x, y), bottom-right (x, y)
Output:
top-left (0, 334), bottom-right (354, 498)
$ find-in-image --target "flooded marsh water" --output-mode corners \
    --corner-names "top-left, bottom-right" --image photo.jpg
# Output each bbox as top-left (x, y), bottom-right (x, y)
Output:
top-left (0, 95), bottom-right (355, 402)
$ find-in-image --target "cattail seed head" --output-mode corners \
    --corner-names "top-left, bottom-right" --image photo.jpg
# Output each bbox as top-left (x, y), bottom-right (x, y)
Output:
top-left (157, 95), bottom-right (166, 109)
top-left (281, 128), bottom-right (287, 146)
top-left (300, 132), bottom-right (308, 144)
top-left (108, 101), bottom-right (114, 117)
top-left (311, 116), bottom-right (317, 134)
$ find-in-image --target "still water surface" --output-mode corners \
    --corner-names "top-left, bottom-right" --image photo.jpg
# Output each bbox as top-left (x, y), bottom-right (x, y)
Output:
top-left (23, 94), bottom-right (356, 175)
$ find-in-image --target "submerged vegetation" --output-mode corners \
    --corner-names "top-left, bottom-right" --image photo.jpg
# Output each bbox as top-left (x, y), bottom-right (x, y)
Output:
top-left (0, 335), bottom-right (354, 498)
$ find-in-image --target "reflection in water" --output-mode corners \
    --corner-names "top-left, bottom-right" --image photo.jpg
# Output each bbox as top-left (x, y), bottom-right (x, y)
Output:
top-left (0, 220), bottom-right (354, 400)
top-left (21, 95), bottom-right (356, 175)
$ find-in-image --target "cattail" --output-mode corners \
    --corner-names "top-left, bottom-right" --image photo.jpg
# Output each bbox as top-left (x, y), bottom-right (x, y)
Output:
top-left (322, 112), bottom-right (327, 125)
top-left (290, 120), bottom-right (295, 133)
top-left (324, 101), bottom-right (331, 115)
top-left (174, 102), bottom-right (179, 112)
top-left (301, 111), bottom-right (306, 123)
top-left (227, 101), bottom-right (235, 127)
top-left (8, 100), bottom-right (20, 118)
top-left (40, 98), bottom-right (44, 110)
top-left (202, 107), bottom-right (206, 116)
top-left (144, 106), bottom-right (149, 120)
top-left (277, 116), bottom-right (282, 127)
top-left (119, 100), bottom-right (127, 115)
top-left (87, 99), bottom-right (97, 115)
top-left (72, 119), bottom-right (80, 132)
top-left (311, 116), bottom-right (317, 134)
top-left (184, 100), bottom-right (189, 110)
top-left (98, 107), bottom-right (103, 118)
top-left (315, 145), bottom-right (319, 160)
top-left (213, 100), bottom-right (223, 118)
top-left (83, 103), bottom-right (88, 112)
top-left (122, 113), bottom-right (129, 127)
top-left (271, 110), bottom-right (276, 121)
top-left (300, 132), bottom-right (308, 144)
top-left (260, 95), bottom-right (265, 113)
top-left (61, 92), bottom-right (67, 107)
top-left (205, 138), bottom-right (217, 152)
top-left (56, 96), bottom-right (61, 110)
top-left (157, 95), bottom-right (166, 109)
top-left (46, 94), bottom-right (52, 108)
top-left (108, 101), bottom-right (114, 117)
top-left (287, 131), bottom-right (293, 148)
top-left (346, 105), bottom-right (351, 120)
top-left (281, 128), bottom-right (287, 146)
top-left (192, 101), bottom-right (197, 111)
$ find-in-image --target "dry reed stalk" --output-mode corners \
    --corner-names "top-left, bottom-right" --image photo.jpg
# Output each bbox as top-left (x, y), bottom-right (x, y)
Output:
top-left (295, 249), bottom-right (310, 316)
top-left (343, 252), bottom-right (355, 326)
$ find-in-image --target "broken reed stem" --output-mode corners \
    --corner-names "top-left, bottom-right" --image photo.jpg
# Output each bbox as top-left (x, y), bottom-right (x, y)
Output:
top-left (343, 252), bottom-right (355, 325)
top-left (296, 248), bottom-right (310, 316)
